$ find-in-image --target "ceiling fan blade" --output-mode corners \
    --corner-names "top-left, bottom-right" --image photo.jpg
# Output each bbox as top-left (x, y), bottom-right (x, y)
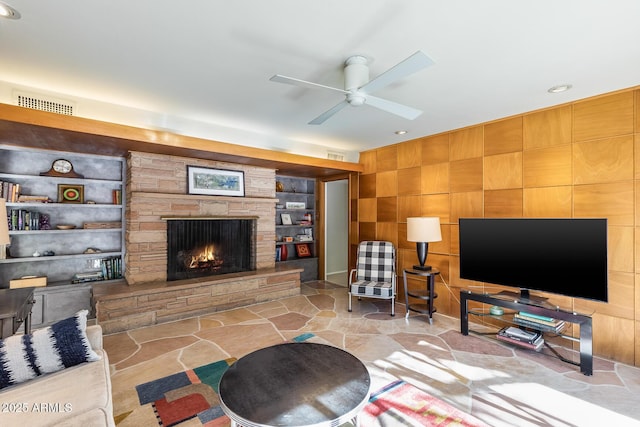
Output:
top-left (365, 95), bottom-right (423, 120)
top-left (308, 100), bottom-right (349, 125)
top-left (359, 50), bottom-right (434, 94)
top-left (270, 74), bottom-right (348, 94)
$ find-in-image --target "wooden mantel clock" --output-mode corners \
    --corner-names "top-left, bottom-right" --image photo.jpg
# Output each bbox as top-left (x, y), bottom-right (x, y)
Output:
top-left (40, 159), bottom-right (84, 178)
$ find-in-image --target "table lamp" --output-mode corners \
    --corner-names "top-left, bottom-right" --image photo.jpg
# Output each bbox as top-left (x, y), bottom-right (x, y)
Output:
top-left (0, 198), bottom-right (9, 260)
top-left (407, 217), bottom-right (441, 271)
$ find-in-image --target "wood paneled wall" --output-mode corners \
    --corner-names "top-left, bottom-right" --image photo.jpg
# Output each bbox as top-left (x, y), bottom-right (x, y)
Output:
top-left (352, 87), bottom-right (640, 366)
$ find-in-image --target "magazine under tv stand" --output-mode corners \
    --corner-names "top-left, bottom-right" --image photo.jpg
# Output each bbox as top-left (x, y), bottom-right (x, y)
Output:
top-left (460, 290), bottom-right (593, 376)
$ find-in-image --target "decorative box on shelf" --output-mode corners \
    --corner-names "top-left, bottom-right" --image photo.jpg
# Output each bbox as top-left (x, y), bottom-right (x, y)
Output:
top-left (83, 222), bottom-right (122, 229)
top-left (10, 276), bottom-right (47, 288)
top-left (285, 202), bottom-right (306, 209)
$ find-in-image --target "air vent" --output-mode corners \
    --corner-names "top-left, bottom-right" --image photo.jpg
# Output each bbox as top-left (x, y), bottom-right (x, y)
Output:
top-left (327, 151), bottom-right (345, 161)
top-left (13, 90), bottom-right (75, 116)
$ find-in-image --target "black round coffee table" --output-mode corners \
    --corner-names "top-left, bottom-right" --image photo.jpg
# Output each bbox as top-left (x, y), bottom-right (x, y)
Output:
top-left (218, 342), bottom-right (371, 427)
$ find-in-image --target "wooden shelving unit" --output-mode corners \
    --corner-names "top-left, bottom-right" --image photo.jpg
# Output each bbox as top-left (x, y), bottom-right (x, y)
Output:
top-left (1, 144), bottom-right (125, 326)
top-left (275, 175), bottom-right (318, 282)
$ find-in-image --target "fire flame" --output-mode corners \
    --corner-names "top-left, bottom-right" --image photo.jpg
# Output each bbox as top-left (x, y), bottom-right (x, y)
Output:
top-left (189, 244), bottom-right (217, 269)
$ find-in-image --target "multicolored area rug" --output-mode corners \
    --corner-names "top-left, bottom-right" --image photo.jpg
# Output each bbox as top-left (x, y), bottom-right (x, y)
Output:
top-left (116, 342), bottom-right (487, 426)
top-left (362, 380), bottom-right (489, 427)
top-left (134, 358), bottom-right (234, 426)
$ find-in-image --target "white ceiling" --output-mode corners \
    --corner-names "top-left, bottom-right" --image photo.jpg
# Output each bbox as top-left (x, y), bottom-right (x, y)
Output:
top-left (1, 0), bottom-right (640, 161)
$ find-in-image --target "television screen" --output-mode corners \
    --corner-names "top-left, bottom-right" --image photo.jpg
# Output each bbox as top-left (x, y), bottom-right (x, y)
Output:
top-left (459, 218), bottom-right (608, 302)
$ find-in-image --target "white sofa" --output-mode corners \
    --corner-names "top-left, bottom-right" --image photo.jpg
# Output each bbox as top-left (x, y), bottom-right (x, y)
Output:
top-left (0, 325), bottom-right (114, 426)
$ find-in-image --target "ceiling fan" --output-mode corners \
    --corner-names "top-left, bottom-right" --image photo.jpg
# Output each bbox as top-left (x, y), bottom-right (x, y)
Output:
top-left (270, 50), bottom-right (434, 125)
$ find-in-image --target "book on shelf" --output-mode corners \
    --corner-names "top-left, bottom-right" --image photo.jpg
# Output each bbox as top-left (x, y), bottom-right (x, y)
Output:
top-left (497, 326), bottom-right (544, 350)
top-left (0, 181), bottom-right (20, 202)
top-left (513, 315), bottom-right (565, 333)
top-left (72, 256), bottom-right (122, 283)
top-left (17, 194), bottom-right (50, 203)
top-left (515, 311), bottom-right (564, 327)
top-left (101, 256), bottom-right (122, 280)
top-left (517, 311), bottom-right (554, 322)
top-left (72, 271), bottom-right (103, 283)
top-left (8, 209), bottom-right (42, 231)
top-left (112, 189), bottom-right (122, 205)
top-left (502, 326), bottom-right (542, 342)
top-left (2, 184), bottom-right (49, 204)
top-left (497, 331), bottom-right (544, 351)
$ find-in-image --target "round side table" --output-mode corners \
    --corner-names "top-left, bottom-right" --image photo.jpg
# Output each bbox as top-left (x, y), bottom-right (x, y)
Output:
top-left (218, 342), bottom-right (371, 427)
top-left (403, 267), bottom-right (440, 324)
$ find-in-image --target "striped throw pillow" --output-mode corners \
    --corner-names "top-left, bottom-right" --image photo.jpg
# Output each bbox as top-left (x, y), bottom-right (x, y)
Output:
top-left (0, 309), bottom-right (101, 389)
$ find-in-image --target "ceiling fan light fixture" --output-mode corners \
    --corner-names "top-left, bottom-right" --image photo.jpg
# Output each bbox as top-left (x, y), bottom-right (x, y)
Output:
top-left (271, 50), bottom-right (434, 124)
top-left (0, 2), bottom-right (20, 19)
top-left (548, 84), bottom-right (572, 93)
top-left (346, 92), bottom-right (366, 106)
top-left (395, 130), bottom-right (408, 135)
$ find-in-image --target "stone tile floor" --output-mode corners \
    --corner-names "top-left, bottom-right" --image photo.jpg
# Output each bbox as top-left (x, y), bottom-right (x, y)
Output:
top-left (105, 281), bottom-right (640, 426)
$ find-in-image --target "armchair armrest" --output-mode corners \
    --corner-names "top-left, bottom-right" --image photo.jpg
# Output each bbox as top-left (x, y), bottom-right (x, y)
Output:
top-left (348, 269), bottom-right (357, 284)
top-left (86, 325), bottom-right (104, 351)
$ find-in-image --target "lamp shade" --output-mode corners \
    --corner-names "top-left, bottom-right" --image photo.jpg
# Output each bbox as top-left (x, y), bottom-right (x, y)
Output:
top-left (0, 198), bottom-right (9, 245)
top-left (407, 217), bottom-right (442, 243)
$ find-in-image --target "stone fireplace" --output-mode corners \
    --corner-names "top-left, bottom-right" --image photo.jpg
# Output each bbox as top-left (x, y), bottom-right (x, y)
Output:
top-left (166, 217), bottom-right (256, 280)
top-left (94, 151), bottom-right (301, 334)
top-left (125, 151), bottom-right (278, 284)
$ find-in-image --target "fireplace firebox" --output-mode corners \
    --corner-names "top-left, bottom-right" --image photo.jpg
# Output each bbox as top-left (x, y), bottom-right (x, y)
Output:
top-left (167, 218), bottom-right (256, 281)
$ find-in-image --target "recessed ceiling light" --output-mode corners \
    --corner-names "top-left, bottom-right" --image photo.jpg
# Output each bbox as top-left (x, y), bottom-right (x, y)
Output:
top-left (548, 84), bottom-right (572, 93)
top-left (0, 2), bottom-right (19, 19)
top-left (395, 130), bottom-right (408, 135)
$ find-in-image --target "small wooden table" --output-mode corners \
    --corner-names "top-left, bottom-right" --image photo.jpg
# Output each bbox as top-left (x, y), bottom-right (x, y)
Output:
top-left (218, 342), bottom-right (371, 427)
top-left (0, 288), bottom-right (35, 339)
top-left (403, 268), bottom-right (440, 324)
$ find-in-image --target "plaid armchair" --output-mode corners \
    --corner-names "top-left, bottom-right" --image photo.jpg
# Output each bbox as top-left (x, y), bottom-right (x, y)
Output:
top-left (348, 241), bottom-right (397, 316)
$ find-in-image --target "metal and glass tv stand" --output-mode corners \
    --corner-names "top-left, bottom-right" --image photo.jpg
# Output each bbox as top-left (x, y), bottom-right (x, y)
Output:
top-left (460, 289), bottom-right (593, 375)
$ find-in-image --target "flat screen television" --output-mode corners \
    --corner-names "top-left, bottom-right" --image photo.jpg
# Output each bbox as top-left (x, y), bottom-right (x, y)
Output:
top-left (458, 218), bottom-right (608, 303)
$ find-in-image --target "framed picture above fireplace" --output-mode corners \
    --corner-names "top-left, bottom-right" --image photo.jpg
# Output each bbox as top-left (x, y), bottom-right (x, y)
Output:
top-left (187, 166), bottom-right (245, 197)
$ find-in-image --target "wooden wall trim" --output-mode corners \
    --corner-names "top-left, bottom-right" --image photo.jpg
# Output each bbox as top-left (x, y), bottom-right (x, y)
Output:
top-left (0, 103), bottom-right (363, 178)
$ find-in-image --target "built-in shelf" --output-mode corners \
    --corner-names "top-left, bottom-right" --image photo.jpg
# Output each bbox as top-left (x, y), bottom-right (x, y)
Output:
top-left (0, 172), bottom-right (120, 184)
top-left (1, 144), bottom-right (125, 327)
top-left (275, 175), bottom-right (317, 282)
top-left (0, 251), bottom-right (122, 264)
top-left (9, 229), bottom-right (121, 235)
top-left (7, 202), bottom-right (122, 208)
top-left (275, 240), bottom-right (315, 246)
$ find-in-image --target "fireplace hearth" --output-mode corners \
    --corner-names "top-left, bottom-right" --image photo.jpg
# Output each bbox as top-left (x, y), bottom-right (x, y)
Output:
top-left (167, 218), bottom-right (256, 281)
